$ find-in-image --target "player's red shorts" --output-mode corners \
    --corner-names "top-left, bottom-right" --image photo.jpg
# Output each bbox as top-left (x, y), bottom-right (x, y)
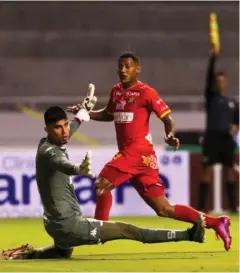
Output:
top-left (99, 145), bottom-right (165, 200)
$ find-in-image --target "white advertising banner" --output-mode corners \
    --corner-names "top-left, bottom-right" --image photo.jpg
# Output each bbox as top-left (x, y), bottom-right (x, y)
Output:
top-left (0, 147), bottom-right (189, 218)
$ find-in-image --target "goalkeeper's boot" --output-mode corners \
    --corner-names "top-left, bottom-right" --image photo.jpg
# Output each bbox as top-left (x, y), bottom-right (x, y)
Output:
top-left (188, 213), bottom-right (206, 243)
top-left (214, 216), bottom-right (231, 251)
top-left (0, 244), bottom-right (35, 260)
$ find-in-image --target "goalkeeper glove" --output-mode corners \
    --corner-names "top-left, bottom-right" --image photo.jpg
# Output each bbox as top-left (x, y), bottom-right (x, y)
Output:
top-left (81, 83), bottom-right (97, 112)
top-left (74, 150), bottom-right (94, 178)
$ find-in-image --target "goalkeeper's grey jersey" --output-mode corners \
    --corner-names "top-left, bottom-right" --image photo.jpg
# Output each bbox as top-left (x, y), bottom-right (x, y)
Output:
top-left (36, 121), bottom-right (82, 221)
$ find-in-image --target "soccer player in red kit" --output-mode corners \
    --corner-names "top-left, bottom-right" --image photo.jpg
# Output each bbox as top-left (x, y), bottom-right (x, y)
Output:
top-left (68, 52), bottom-right (231, 251)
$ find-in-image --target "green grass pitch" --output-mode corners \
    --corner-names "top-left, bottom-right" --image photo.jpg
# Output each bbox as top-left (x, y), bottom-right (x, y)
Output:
top-left (0, 215), bottom-right (239, 272)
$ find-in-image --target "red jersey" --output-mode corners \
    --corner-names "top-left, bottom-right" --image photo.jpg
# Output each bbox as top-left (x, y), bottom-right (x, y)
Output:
top-left (105, 81), bottom-right (171, 151)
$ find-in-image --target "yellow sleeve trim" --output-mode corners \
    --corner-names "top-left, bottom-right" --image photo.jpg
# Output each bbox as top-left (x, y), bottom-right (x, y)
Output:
top-left (160, 109), bottom-right (171, 119)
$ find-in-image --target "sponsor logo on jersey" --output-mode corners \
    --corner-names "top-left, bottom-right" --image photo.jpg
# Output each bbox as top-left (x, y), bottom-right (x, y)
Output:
top-left (113, 112), bottom-right (134, 123)
top-left (125, 91), bottom-right (140, 96)
top-left (116, 100), bottom-right (126, 110)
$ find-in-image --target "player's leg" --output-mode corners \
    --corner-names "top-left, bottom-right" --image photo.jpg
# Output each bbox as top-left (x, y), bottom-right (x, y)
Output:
top-left (131, 174), bottom-right (231, 251)
top-left (131, 177), bottom-right (202, 224)
top-left (94, 191), bottom-right (113, 220)
top-left (94, 164), bottom-right (134, 221)
top-left (198, 165), bottom-right (213, 212)
top-left (1, 215), bottom-right (206, 260)
top-left (198, 132), bottom-right (218, 212)
top-left (0, 244), bottom-right (73, 260)
top-left (99, 214), bottom-right (205, 244)
top-left (221, 137), bottom-right (237, 213)
top-left (31, 245), bottom-right (73, 259)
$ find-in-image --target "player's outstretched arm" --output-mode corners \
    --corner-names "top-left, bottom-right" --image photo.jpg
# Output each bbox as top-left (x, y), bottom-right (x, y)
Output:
top-left (69, 108), bottom-right (91, 138)
top-left (67, 84), bottom-right (114, 122)
top-left (67, 83), bottom-right (99, 126)
top-left (68, 106), bottom-right (114, 122)
top-left (89, 108), bottom-right (114, 122)
top-left (205, 44), bottom-right (218, 108)
top-left (44, 148), bottom-right (94, 177)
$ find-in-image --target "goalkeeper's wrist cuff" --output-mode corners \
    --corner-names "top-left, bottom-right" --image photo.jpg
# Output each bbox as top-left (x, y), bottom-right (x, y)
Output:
top-left (73, 164), bottom-right (82, 175)
top-left (75, 109), bottom-right (90, 122)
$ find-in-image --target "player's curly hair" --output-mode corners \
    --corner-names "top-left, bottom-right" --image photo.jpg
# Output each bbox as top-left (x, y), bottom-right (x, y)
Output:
top-left (119, 51), bottom-right (140, 63)
top-left (44, 106), bottom-right (68, 125)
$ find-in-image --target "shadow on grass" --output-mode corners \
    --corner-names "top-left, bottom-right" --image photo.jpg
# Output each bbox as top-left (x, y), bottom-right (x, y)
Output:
top-left (0, 250), bottom-right (228, 263)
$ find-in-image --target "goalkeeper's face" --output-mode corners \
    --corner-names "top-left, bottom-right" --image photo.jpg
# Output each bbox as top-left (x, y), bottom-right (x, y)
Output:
top-left (46, 119), bottom-right (70, 146)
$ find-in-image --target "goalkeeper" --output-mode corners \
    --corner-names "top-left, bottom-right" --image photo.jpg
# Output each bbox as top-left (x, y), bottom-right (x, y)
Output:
top-left (0, 85), bottom-right (206, 260)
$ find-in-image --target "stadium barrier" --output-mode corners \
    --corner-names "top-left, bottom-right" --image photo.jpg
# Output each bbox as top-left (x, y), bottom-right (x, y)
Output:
top-left (0, 146), bottom-right (238, 218)
top-left (0, 147), bottom-right (190, 218)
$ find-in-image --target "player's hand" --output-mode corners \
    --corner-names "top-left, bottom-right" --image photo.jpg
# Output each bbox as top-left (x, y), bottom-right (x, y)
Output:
top-left (67, 104), bottom-right (83, 115)
top-left (81, 83), bottom-right (97, 112)
top-left (164, 133), bottom-right (180, 151)
top-left (79, 151), bottom-right (95, 178)
top-left (229, 124), bottom-right (239, 137)
top-left (67, 84), bottom-right (97, 114)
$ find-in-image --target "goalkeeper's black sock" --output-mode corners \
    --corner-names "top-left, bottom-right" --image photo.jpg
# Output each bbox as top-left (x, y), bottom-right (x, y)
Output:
top-left (100, 221), bottom-right (190, 244)
top-left (30, 245), bottom-right (73, 259)
top-left (198, 182), bottom-right (209, 211)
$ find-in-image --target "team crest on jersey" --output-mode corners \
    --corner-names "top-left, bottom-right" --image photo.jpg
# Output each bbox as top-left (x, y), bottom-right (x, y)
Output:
top-left (128, 97), bottom-right (135, 104)
top-left (116, 100), bottom-right (126, 110)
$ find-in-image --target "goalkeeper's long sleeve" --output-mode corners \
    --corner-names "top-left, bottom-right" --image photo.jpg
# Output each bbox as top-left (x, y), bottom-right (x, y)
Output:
top-left (44, 147), bottom-right (80, 175)
top-left (69, 118), bottom-right (81, 138)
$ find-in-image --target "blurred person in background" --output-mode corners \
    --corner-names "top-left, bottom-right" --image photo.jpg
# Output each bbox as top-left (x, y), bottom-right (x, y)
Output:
top-left (198, 44), bottom-right (239, 213)
top-left (68, 51), bottom-right (232, 251)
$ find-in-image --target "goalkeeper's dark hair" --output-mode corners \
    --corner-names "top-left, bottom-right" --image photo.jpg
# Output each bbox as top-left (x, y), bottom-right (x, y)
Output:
top-left (44, 106), bottom-right (68, 125)
top-left (119, 51), bottom-right (140, 64)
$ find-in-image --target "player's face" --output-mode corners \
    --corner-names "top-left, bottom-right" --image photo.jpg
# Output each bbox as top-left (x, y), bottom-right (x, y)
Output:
top-left (46, 119), bottom-right (70, 145)
top-left (216, 75), bottom-right (227, 94)
top-left (118, 58), bottom-right (140, 86)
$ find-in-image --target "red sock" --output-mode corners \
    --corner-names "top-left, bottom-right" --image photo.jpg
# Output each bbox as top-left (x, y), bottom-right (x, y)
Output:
top-left (174, 205), bottom-right (219, 229)
top-left (174, 204), bottom-right (199, 223)
top-left (205, 214), bottom-right (219, 229)
top-left (94, 192), bottom-right (113, 221)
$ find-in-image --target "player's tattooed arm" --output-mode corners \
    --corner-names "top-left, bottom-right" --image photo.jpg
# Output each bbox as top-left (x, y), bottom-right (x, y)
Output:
top-left (89, 108), bottom-right (114, 122)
